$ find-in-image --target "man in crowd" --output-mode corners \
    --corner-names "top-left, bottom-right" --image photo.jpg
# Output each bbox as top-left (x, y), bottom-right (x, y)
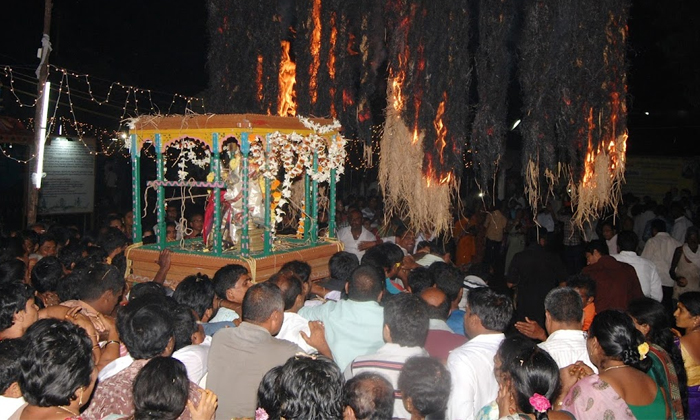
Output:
top-left (420, 287), bottom-right (467, 363)
top-left (345, 293), bottom-right (429, 419)
top-left (508, 226), bottom-right (567, 328)
top-left (447, 287), bottom-right (513, 420)
top-left (343, 372), bottom-right (394, 420)
top-left (338, 209), bottom-right (378, 261)
top-left (299, 264), bottom-right (385, 371)
top-left (210, 264), bottom-right (252, 323)
top-left (208, 283), bottom-right (305, 419)
top-left (613, 231), bottom-right (663, 301)
top-left (582, 239), bottom-right (643, 312)
top-left (642, 219), bottom-right (683, 313)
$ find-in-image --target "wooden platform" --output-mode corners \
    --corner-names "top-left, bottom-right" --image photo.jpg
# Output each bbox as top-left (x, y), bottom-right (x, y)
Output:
top-left (125, 240), bottom-right (342, 289)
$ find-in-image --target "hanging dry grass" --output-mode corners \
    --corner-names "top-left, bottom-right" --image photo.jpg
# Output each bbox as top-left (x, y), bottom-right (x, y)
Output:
top-left (379, 85), bottom-right (456, 236)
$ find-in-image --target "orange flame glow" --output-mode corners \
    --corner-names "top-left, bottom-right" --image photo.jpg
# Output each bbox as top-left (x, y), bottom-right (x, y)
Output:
top-left (309, 0), bottom-right (322, 105)
top-left (329, 13), bottom-right (337, 117)
top-left (256, 54), bottom-right (264, 104)
top-left (434, 93), bottom-right (447, 162)
top-left (277, 41), bottom-right (297, 117)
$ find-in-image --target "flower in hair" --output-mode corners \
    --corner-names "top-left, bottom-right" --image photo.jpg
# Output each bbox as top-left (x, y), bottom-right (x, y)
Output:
top-left (529, 393), bottom-right (551, 413)
top-left (638, 342), bottom-right (649, 360)
top-left (255, 407), bottom-right (269, 420)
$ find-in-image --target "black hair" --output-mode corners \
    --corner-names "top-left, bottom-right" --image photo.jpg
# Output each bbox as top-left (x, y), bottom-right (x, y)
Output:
top-left (687, 226), bottom-right (700, 243)
top-left (56, 268), bottom-right (88, 302)
top-left (428, 237), bottom-right (454, 257)
top-left (398, 357), bottom-right (451, 418)
top-left (588, 310), bottom-right (652, 371)
top-left (467, 287), bottom-right (513, 332)
top-left (270, 273), bottom-right (303, 311)
top-left (0, 259), bottom-right (26, 285)
top-left (280, 260), bottom-right (312, 283)
top-left (329, 251), bottom-right (360, 283)
top-left (172, 273), bottom-right (215, 320)
top-left (257, 365), bottom-right (283, 419)
top-left (19, 319), bottom-right (93, 407)
top-left (57, 243), bottom-right (84, 271)
top-left (0, 338), bottom-right (23, 394)
top-left (130, 282), bottom-right (167, 301)
top-left (362, 246), bottom-right (392, 272)
top-left (380, 243), bottom-right (404, 266)
top-left (83, 245), bottom-right (108, 264)
top-left (650, 219), bottom-right (667, 234)
top-left (617, 231), bottom-right (639, 252)
top-left (46, 225), bottom-right (71, 248)
top-left (628, 297), bottom-right (688, 415)
top-left (38, 233), bottom-right (58, 249)
top-left (97, 227), bottom-right (129, 255)
top-left (544, 287), bottom-right (583, 324)
top-left (584, 239), bottom-right (609, 256)
top-left (344, 372), bottom-right (394, 420)
top-left (430, 262), bottom-right (462, 303)
top-left (497, 336), bottom-right (561, 420)
top-left (21, 229), bottom-right (39, 248)
top-left (117, 301), bottom-right (174, 359)
top-left (421, 289), bottom-right (450, 321)
top-left (172, 304), bottom-right (199, 351)
top-left (277, 355), bottom-right (344, 419)
top-left (0, 236), bottom-right (25, 263)
top-left (384, 293), bottom-right (429, 347)
top-left (133, 357), bottom-right (190, 420)
top-left (526, 226), bottom-right (547, 246)
top-left (407, 267), bottom-right (435, 295)
top-left (347, 265), bottom-right (384, 302)
top-left (679, 292), bottom-right (700, 317)
top-left (242, 282), bottom-right (284, 323)
top-left (212, 264), bottom-right (249, 299)
top-left (566, 274), bottom-right (596, 299)
top-left (415, 240), bottom-right (431, 251)
top-left (0, 283), bottom-right (34, 331)
top-left (30, 256), bottom-right (63, 293)
top-left (78, 263), bottom-right (125, 303)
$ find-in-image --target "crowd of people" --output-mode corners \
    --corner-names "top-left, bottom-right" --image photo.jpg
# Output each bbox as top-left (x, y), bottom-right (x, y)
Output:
top-left (1, 185), bottom-right (699, 420)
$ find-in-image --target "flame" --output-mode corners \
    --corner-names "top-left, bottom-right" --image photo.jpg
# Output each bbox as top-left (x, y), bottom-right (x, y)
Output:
top-left (329, 13), bottom-right (337, 117)
top-left (309, 0), bottom-right (322, 105)
top-left (582, 107), bottom-right (596, 187)
top-left (412, 127), bottom-right (419, 145)
top-left (434, 93), bottom-right (447, 162)
top-left (277, 41), bottom-right (297, 117)
top-left (256, 54), bottom-right (264, 104)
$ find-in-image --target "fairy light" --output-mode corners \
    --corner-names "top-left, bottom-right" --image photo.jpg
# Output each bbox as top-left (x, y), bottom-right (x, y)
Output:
top-left (33, 81), bottom-right (51, 188)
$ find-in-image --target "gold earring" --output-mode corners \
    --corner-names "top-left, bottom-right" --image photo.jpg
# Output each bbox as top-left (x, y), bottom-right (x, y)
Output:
top-left (79, 387), bottom-right (84, 406)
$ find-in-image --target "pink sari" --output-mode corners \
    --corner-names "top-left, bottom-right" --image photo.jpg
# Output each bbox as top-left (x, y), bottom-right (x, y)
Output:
top-left (562, 375), bottom-right (635, 419)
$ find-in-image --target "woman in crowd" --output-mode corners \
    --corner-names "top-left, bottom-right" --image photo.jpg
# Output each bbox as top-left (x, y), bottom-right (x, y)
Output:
top-left (478, 336), bottom-right (573, 420)
top-left (675, 291), bottom-right (700, 418)
top-left (10, 319), bottom-right (97, 420)
top-left (560, 310), bottom-right (667, 419)
top-left (671, 227), bottom-right (700, 299)
top-left (628, 297), bottom-right (686, 419)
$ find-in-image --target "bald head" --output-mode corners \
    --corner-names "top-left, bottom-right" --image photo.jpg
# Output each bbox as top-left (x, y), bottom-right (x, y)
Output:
top-left (420, 287), bottom-right (450, 321)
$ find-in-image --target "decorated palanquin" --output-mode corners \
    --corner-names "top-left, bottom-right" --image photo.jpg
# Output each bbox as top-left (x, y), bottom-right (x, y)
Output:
top-left (125, 114), bottom-right (346, 287)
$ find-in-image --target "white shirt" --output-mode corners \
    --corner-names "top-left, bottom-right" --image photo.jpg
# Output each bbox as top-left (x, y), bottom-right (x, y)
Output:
top-left (98, 354), bottom-right (134, 381)
top-left (173, 335), bottom-right (211, 384)
top-left (345, 342), bottom-right (428, 420)
top-left (210, 306), bottom-right (239, 323)
top-left (672, 216), bottom-right (694, 243)
top-left (641, 232), bottom-right (682, 287)
top-left (538, 329), bottom-right (597, 373)
top-left (606, 234), bottom-right (619, 256)
top-left (0, 396), bottom-right (25, 420)
top-left (277, 312), bottom-right (317, 353)
top-left (337, 226), bottom-right (376, 261)
top-left (536, 213), bottom-right (555, 233)
top-left (446, 333), bottom-right (505, 420)
top-left (613, 251), bottom-right (663, 301)
top-left (381, 236), bottom-right (409, 255)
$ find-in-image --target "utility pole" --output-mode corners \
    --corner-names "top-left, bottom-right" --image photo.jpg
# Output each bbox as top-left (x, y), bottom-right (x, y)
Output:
top-left (27, 0), bottom-right (53, 226)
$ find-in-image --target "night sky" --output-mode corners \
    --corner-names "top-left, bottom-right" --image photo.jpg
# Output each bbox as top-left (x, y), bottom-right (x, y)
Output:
top-left (1, 0), bottom-right (698, 154)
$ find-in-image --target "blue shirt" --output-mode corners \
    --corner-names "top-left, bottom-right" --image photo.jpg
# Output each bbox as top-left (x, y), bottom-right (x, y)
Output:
top-left (447, 309), bottom-right (466, 336)
top-left (299, 299), bottom-right (385, 371)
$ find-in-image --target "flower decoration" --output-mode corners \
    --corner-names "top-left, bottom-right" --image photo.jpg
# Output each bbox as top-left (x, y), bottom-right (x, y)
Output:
top-left (638, 342), bottom-right (649, 360)
top-left (529, 393), bottom-right (551, 413)
top-left (255, 407), bottom-right (269, 420)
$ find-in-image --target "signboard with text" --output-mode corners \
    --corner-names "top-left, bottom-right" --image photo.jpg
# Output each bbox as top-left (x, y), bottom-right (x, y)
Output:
top-left (38, 137), bottom-right (95, 215)
top-left (622, 156), bottom-right (695, 202)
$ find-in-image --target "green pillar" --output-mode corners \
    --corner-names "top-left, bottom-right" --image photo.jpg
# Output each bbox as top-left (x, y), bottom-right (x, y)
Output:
top-left (130, 134), bottom-right (142, 243)
top-left (263, 134), bottom-right (272, 255)
top-left (212, 133), bottom-right (222, 255)
top-left (155, 134), bottom-right (165, 250)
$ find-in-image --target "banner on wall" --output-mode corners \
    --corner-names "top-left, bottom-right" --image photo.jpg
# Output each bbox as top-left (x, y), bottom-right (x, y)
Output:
top-left (622, 156), bottom-right (695, 202)
top-left (38, 137), bottom-right (95, 215)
